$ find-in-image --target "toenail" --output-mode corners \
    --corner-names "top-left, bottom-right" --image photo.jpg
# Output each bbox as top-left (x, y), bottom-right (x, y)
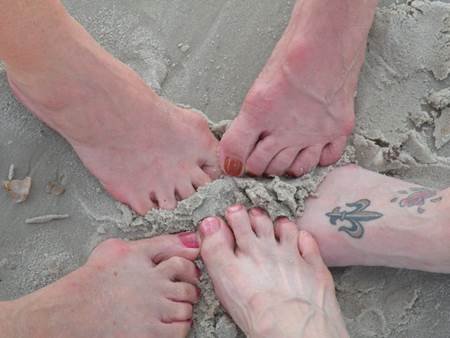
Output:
top-left (250, 208), bottom-right (265, 216)
top-left (200, 217), bottom-right (221, 237)
top-left (300, 230), bottom-right (311, 238)
top-left (196, 287), bottom-right (201, 297)
top-left (227, 204), bottom-right (243, 213)
top-left (277, 217), bottom-right (291, 224)
top-left (178, 232), bottom-right (200, 248)
top-left (224, 157), bottom-right (243, 176)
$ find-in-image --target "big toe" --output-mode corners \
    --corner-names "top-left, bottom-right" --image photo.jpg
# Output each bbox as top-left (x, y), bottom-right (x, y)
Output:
top-left (220, 116), bottom-right (261, 177)
top-left (199, 217), bottom-right (235, 270)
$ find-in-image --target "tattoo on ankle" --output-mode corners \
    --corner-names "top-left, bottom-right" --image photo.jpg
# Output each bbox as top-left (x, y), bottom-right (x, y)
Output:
top-left (326, 199), bottom-right (383, 239)
top-left (390, 187), bottom-right (442, 214)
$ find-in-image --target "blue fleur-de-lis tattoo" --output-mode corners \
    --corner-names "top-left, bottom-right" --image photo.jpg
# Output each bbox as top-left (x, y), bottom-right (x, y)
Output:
top-left (326, 199), bottom-right (383, 239)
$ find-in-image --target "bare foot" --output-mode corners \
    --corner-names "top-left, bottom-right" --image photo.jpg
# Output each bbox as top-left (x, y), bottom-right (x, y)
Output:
top-left (220, 0), bottom-right (377, 177)
top-left (198, 205), bottom-right (349, 338)
top-left (6, 13), bottom-right (219, 215)
top-left (5, 233), bottom-right (201, 338)
top-left (297, 165), bottom-right (450, 273)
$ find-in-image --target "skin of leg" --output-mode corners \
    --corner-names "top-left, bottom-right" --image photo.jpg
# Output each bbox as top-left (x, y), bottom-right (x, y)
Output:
top-left (0, 233), bottom-right (201, 338)
top-left (0, 0), bottom-right (220, 215)
top-left (199, 205), bottom-right (349, 338)
top-left (220, 0), bottom-right (378, 177)
top-left (297, 165), bottom-right (450, 273)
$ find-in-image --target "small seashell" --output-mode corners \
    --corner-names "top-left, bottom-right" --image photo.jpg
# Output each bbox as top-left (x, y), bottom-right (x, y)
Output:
top-left (7, 164), bottom-right (14, 181)
top-left (25, 214), bottom-right (69, 224)
top-left (3, 176), bottom-right (32, 203)
top-left (46, 181), bottom-right (65, 196)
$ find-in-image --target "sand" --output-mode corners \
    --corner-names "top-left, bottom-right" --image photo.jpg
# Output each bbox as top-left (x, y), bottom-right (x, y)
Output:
top-left (2, 0), bottom-right (450, 337)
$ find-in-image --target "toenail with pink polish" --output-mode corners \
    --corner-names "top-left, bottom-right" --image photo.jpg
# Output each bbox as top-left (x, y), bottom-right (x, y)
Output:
top-left (178, 232), bottom-right (200, 248)
top-left (200, 217), bottom-right (221, 236)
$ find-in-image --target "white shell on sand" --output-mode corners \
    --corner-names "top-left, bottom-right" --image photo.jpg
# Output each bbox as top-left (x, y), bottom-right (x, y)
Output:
top-left (2, 176), bottom-right (32, 203)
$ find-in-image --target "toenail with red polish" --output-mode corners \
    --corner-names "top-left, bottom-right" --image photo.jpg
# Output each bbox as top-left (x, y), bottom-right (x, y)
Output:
top-left (178, 232), bottom-right (200, 248)
top-left (224, 158), bottom-right (243, 176)
top-left (196, 287), bottom-right (201, 297)
top-left (228, 204), bottom-right (243, 213)
top-left (200, 217), bottom-right (221, 236)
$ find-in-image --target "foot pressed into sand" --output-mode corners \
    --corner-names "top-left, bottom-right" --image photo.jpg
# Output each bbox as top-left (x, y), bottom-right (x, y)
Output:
top-left (199, 205), bottom-right (349, 338)
top-left (220, 0), bottom-right (377, 178)
top-left (1, 233), bottom-right (201, 338)
top-left (5, 9), bottom-right (220, 215)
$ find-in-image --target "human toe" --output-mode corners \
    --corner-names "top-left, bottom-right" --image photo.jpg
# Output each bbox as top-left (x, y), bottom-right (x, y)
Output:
top-left (160, 301), bottom-right (193, 323)
top-left (287, 145), bottom-right (322, 177)
top-left (175, 181), bottom-right (196, 200)
top-left (155, 190), bottom-right (178, 210)
top-left (191, 167), bottom-right (212, 189)
top-left (275, 218), bottom-right (299, 249)
top-left (245, 136), bottom-right (282, 176)
top-left (126, 191), bottom-right (156, 216)
top-left (134, 233), bottom-right (200, 264)
top-left (265, 146), bottom-right (300, 176)
top-left (199, 217), bottom-right (235, 269)
top-left (219, 116), bottom-right (261, 177)
top-left (248, 208), bottom-right (275, 239)
top-left (165, 282), bottom-right (200, 304)
top-left (298, 230), bottom-right (327, 269)
top-left (319, 136), bottom-right (347, 166)
top-left (225, 204), bottom-right (258, 251)
top-left (156, 256), bottom-right (199, 284)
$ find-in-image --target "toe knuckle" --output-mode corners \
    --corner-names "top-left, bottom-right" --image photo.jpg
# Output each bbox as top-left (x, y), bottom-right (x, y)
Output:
top-left (176, 303), bottom-right (193, 319)
top-left (168, 256), bottom-right (191, 271)
top-left (180, 284), bottom-right (195, 299)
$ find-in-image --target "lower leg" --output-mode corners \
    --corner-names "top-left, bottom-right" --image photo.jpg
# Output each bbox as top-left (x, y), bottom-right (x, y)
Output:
top-left (0, 0), bottom-right (219, 215)
top-left (298, 165), bottom-right (450, 273)
top-left (220, 0), bottom-right (378, 177)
